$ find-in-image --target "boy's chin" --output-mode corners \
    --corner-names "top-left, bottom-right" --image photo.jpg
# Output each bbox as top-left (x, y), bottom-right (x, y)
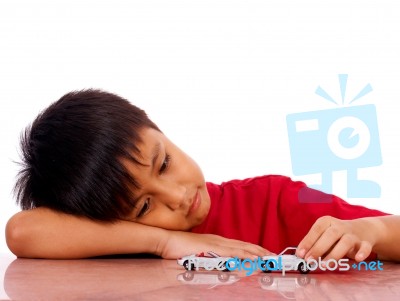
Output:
top-left (188, 213), bottom-right (208, 229)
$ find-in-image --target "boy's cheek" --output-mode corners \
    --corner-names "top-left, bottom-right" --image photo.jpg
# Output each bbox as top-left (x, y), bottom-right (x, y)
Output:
top-left (141, 213), bottom-right (190, 231)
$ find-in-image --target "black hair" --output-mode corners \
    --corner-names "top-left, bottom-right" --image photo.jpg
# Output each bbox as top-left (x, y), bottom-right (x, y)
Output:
top-left (14, 89), bottom-right (159, 221)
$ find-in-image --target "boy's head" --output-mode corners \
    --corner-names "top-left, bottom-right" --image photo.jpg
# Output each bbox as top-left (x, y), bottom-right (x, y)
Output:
top-left (15, 89), bottom-right (210, 230)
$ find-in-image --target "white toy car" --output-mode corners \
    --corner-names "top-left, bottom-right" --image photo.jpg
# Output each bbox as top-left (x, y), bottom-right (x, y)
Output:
top-left (258, 274), bottom-right (316, 299)
top-left (261, 247), bottom-right (316, 274)
top-left (177, 251), bottom-right (234, 272)
top-left (177, 270), bottom-right (240, 288)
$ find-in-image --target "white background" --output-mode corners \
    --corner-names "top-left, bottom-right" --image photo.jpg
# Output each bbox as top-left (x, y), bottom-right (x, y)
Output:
top-left (1, 0), bottom-right (400, 260)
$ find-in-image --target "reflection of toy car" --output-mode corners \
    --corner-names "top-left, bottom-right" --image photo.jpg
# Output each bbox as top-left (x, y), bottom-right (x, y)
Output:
top-left (177, 251), bottom-right (234, 271)
top-left (261, 247), bottom-right (315, 274)
top-left (259, 274), bottom-right (316, 299)
top-left (177, 271), bottom-right (240, 288)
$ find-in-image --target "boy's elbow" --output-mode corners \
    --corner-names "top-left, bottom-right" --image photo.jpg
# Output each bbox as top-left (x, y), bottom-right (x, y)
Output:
top-left (6, 212), bottom-right (31, 257)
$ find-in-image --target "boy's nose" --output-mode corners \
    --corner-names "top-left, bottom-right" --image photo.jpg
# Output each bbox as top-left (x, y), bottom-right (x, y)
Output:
top-left (159, 184), bottom-right (186, 211)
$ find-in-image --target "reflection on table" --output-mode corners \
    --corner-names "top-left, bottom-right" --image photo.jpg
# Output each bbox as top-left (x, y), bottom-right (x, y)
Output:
top-left (1, 255), bottom-right (400, 301)
top-left (177, 270), bottom-right (240, 288)
top-left (258, 273), bottom-right (316, 299)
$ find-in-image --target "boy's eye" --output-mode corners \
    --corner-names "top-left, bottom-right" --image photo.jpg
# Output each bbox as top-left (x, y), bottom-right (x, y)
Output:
top-left (159, 154), bottom-right (171, 174)
top-left (137, 198), bottom-right (150, 218)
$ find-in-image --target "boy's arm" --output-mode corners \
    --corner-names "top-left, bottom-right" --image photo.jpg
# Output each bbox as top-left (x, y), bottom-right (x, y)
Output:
top-left (297, 215), bottom-right (400, 262)
top-left (6, 207), bottom-right (269, 259)
top-left (371, 215), bottom-right (400, 261)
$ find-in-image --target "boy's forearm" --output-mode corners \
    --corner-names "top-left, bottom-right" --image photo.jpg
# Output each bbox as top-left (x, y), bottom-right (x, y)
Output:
top-left (352, 215), bottom-right (400, 262)
top-left (6, 208), bottom-right (167, 259)
top-left (6, 207), bottom-right (271, 260)
top-left (368, 215), bottom-right (400, 262)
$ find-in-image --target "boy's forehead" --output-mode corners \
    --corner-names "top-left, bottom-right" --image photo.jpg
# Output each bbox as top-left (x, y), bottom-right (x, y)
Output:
top-left (136, 128), bottom-right (164, 161)
top-left (124, 128), bottom-right (165, 171)
top-left (119, 128), bottom-right (165, 195)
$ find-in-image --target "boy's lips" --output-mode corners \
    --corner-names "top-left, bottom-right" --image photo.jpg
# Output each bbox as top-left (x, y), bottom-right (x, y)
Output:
top-left (187, 190), bottom-right (201, 216)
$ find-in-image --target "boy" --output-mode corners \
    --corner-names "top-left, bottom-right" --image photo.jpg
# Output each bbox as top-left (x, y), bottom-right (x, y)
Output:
top-left (5, 90), bottom-right (400, 263)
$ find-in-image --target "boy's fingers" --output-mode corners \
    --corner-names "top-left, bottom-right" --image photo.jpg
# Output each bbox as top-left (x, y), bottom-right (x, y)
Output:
top-left (231, 244), bottom-right (273, 259)
top-left (225, 238), bottom-right (272, 257)
top-left (297, 216), bottom-right (336, 257)
top-left (201, 236), bottom-right (271, 259)
top-left (321, 234), bottom-right (358, 261)
top-left (355, 241), bottom-right (372, 262)
top-left (243, 243), bottom-right (272, 257)
top-left (325, 239), bottom-right (371, 262)
top-left (304, 227), bottom-right (344, 260)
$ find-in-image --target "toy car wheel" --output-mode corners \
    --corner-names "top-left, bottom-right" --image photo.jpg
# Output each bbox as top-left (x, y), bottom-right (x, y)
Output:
top-left (297, 262), bottom-right (310, 274)
top-left (183, 271), bottom-right (195, 281)
top-left (222, 261), bottom-right (231, 272)
top-left (183, 260), bottom-right (194, 271)
top-left (218, 273), bottom-right (230, 282)
top-left (297, 275), bottom-right (310, 286)
top-left (261, 261), bottom-right (274, 273)
top-left (260, 262), bottom-right (267, 272)
top-left (260, 275), bottom-right (274, 286)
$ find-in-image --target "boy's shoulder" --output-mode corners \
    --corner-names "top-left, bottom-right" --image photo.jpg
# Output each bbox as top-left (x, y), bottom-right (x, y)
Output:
top-left (208, 174), bottom-right (297, 188)
top-left (206, 175), bottom-right (304, 201)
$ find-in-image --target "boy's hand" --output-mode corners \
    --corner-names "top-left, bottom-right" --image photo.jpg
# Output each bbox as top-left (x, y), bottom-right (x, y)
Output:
top-left (156, 231), bottom-right (273, 259)
top-left (296, 216), bottom-right (381, 262)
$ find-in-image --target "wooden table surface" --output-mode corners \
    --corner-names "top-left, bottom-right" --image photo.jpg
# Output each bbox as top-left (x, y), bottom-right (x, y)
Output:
top-left (1, 253), bottom-right (399, 300)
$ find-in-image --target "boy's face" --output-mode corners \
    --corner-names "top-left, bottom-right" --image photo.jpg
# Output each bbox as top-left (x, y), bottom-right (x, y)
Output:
top-left (122, 127), bottom-right (211, 230)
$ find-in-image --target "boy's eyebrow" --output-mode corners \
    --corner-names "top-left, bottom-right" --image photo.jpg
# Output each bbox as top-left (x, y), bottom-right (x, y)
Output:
top-left (151, 142), bottom-right (161, 173)
top-left (125, 141), bottom-right (161, 208)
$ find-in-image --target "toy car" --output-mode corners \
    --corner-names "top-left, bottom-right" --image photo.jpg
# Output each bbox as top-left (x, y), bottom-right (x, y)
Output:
top-left (177, 270), bottom-right (240, 288)
top-left (261, 247), bottom-right (316, 274)
top-left (177, 251), bottom-right (234, 272)
top-left (258, 274), bottom-right (316, 299)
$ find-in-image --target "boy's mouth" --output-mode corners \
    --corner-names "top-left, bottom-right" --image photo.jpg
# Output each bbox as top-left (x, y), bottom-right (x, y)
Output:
top-left (187, 189), bottom-right (201, 216)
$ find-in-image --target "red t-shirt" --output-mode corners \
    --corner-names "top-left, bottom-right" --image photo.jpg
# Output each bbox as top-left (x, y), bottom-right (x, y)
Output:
top-left (191, 175), bottom-right (388, 254)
